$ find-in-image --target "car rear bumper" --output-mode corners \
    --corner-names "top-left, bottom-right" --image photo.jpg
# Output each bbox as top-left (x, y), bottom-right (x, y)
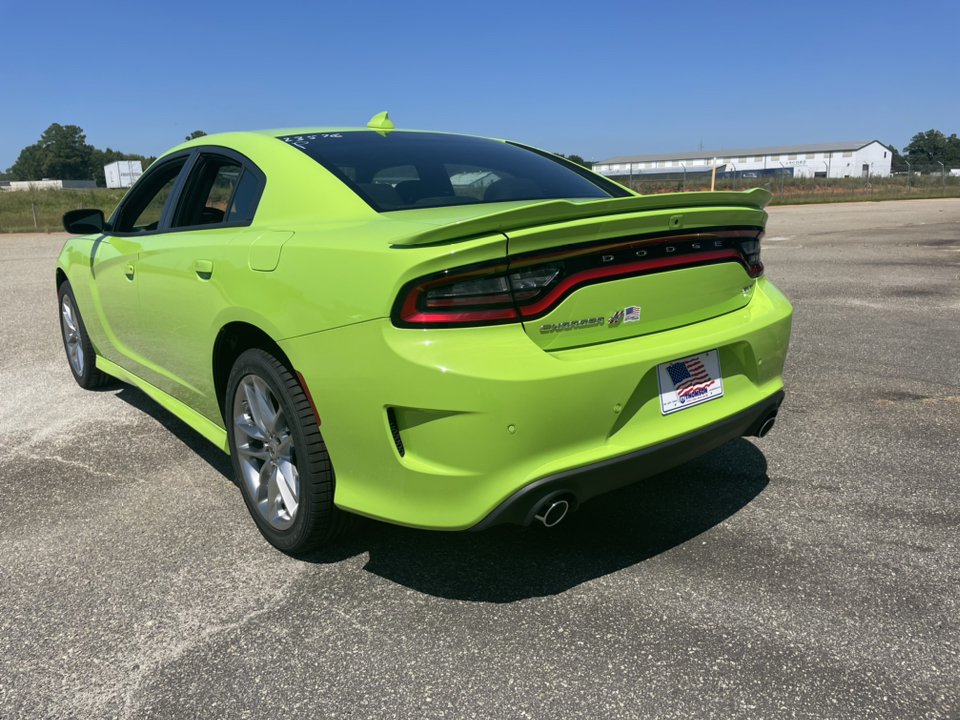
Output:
top-left (279, 277), bottom-right (793, 530)
top-left (470, 389), bottom-right (783, 529)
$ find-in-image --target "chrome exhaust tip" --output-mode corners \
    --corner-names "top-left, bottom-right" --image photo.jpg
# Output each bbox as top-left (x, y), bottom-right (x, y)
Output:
top-left (757, 415), bottom-right (776, 438)
top-left (534, 498), bottom-right (570, 527)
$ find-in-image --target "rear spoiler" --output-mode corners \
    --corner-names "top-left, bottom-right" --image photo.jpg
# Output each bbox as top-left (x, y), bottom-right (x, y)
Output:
top-left (390, 188), bottom-right (772, 246)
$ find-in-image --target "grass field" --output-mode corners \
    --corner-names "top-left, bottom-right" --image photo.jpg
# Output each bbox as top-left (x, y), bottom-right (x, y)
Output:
top-left (3, 176), bottom-right (959, 232)
top-left (622, 173), bottom-right (960, 205)
top-left (0, 188), bottom-right (128, 233)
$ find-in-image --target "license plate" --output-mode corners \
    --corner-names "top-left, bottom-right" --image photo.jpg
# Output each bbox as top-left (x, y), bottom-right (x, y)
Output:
top-left (656, 349), bottom-right (724, 415)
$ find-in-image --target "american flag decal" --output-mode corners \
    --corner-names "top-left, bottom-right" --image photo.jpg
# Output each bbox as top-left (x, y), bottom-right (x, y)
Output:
top-left (658, 349), bottom-right (723, 414)
top-left (666, 358), bottom-right (715, 397)
top-left (624, 306), bottom-right (641, 323)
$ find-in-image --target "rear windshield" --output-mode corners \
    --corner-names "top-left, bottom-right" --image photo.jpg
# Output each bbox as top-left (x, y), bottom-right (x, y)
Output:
top-left (277, 131), bottom-right (627, 211)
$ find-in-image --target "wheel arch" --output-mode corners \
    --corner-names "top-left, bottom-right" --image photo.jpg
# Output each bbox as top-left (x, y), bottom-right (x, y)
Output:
top-left (212, 322), bottom-right (296, 423)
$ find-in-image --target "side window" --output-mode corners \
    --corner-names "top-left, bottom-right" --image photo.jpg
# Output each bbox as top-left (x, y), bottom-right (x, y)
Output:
top-left (173, 155), bottom-right (243, 228)
top-left (113, 158), bottom-right (188, 233)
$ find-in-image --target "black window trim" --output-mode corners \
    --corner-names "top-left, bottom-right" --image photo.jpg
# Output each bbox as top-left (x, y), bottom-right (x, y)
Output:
top-left (108, 146), bottom-right (267, 237)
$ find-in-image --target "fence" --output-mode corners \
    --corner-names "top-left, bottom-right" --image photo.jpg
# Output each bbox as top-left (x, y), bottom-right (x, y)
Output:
top-left (2, 168), bottom-right (960, 233)
top-left (603, 162), bottom-right (960, 204)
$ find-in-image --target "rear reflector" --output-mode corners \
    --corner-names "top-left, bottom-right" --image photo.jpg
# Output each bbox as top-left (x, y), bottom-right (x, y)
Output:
top-left (386, 407), bottom-right (405, 457)
top-left (296, 371), bottom-right (322, 426)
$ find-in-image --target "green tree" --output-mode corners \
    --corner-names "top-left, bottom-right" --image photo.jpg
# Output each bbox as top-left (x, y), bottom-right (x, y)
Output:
top-left (9, 124), bottom-right (158, 184)
top-left (185, 130), bottom-right (207, 142)
top-left (9, 142), bottom-right (47, 180)
top-left (905, 130), bottom-right (949, 163)
top-left (886, 143), bottom-right (907, 172)
top-left (948, 135), bottom-right (960, 168)
top-left (8, 123), bottom-right (92, 180)
top-left (39, 123), bottom-right (93, 180)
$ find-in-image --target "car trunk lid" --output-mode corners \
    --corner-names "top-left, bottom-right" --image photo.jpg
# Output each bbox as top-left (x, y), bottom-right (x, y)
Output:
top-left (388, 190), bottom-right (769, 344)
top-left (502, 202), bottom-right (767, 351)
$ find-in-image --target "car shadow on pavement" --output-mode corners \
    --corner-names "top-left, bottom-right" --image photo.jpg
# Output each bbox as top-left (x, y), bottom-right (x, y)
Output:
top-left (303, 438), bottom-right (770, 603)
top-left (109, 382), bottom-right (768, 602)
top-left (114, 385), bottom-right (234, 480)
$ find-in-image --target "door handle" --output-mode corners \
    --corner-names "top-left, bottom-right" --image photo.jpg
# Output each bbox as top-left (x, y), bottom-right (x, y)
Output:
top-left (124, 263), bottom-right (135, 280)
top-left (194, 260), bottom-right (214, 279)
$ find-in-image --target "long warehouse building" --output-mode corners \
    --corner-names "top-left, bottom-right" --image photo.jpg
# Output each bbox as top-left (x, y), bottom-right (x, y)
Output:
top-left (594, 141), bottom-right (893, 179)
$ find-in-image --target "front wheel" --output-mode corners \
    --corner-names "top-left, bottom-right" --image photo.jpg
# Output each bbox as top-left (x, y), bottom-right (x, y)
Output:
top-left (225, 349), bottom-right (348, 554)
top-left (58, 281), bottom-right (111, 389)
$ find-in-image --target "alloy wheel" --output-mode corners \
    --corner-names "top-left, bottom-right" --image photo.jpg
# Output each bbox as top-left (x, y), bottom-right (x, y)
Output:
top-left (232, 374), bottom-right (299, 530)
top-left (60, 295), bottom-right (85, 376)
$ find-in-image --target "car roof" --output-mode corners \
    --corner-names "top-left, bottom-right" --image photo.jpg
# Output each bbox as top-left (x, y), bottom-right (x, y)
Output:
top-left (179, 127), bottom-right (507, 148)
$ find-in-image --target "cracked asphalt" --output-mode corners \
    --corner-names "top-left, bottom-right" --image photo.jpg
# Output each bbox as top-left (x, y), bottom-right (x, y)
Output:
top-left (1, 199), bottom-right (958, 719)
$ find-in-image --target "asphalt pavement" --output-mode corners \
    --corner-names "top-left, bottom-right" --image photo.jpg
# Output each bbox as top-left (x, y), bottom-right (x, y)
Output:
top-left (1, 199), bottom-right (958, 719)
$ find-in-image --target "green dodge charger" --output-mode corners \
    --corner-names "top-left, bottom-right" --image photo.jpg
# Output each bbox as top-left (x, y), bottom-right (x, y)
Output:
top-left (56, 113), bottom-right (793, 554)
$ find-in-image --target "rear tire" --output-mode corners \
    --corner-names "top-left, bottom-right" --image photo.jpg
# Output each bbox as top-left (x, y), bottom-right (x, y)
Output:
top-left (225, 348), bottom-right (348, 554)
top-left (58, 281), bottom-right (111, 389)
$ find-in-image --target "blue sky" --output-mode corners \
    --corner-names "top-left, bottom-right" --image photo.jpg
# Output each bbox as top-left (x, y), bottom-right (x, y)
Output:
top-left (1, 0), bottom-right (958, 171)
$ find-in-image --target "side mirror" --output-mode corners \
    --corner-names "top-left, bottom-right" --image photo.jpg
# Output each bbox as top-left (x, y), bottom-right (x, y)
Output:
top-left (63, 209), bottom-right (107, 234)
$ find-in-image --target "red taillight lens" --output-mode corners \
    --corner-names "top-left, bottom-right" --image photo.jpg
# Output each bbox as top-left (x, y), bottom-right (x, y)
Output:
top-left (396, 262), bottom-right (564, 326)
top-left (392, 228), bottom-right (763, 328)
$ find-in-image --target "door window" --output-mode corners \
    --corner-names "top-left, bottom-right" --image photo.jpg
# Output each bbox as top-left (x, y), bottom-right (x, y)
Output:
top-left (173, 156), bottom-right (242, 228)
top-left (113, 158), bottom-right (188, 233)
top-left (172, 154), bottom-right (263, 228)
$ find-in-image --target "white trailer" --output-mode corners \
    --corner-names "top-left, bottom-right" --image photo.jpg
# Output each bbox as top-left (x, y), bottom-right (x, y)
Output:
top-left (104, 160), bottom-right (143, 189)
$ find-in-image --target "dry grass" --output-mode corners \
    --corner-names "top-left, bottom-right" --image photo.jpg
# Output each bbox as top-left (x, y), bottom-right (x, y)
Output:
top-left (620, 173), bottom-right (960, 205)
top-left (2, 177), bottom-right (959, 232)
top-left (0, 187), bottom-right (127, 233)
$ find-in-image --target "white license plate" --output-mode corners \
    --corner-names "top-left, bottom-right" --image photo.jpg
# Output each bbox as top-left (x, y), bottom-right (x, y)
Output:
top-left (656, 349), bottom-right (724, 415)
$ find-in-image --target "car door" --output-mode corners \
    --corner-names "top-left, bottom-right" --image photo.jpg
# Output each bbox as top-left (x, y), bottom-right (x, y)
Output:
top-left (92, 156), bottom-right (190, 373)
top-left (135, 150), bottom-right (265, 422)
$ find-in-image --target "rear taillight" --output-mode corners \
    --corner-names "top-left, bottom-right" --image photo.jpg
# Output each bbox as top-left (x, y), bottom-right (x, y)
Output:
top-left (395, 262), bottom-right (518, 325)
top-left (393, 227), bottom-right (763, 328)
top-left (740, 238), bottom-right (762, 270)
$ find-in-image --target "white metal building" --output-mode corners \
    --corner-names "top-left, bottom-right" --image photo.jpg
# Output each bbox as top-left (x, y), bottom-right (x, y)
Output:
top-left (104, 160), bottom-right (143, 189)
top-left (594, 141), bottom-right (893, 179)
top-left (0, 179), bottom-right (97, 191)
